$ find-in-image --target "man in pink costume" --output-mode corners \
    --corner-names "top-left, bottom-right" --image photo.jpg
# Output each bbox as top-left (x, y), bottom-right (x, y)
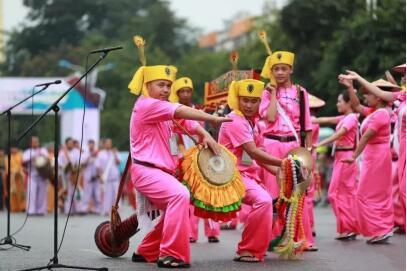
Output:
top-left (128, 65), bottom-right (230, 268)
top-left (169, 77), bottom-right (220, 243)
top-left (259, 51), bottom-right (313, 198)
top-left (341, 71), bottom-right (395, 244)
top-left (314, 91), bottom-right (359, 240)
top-left (218, 79), bottom-right (282, 262)
top-left (259, 51), bottom-right (313, 244)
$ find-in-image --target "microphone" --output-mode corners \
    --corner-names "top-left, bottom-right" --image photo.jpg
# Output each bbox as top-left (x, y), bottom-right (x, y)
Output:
top-left (89, 46), bottom-right (123, 55)
top-left (35, 80), bottom-right (62, 87)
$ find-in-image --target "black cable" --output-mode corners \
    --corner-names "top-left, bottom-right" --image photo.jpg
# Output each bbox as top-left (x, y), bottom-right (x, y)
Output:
top-left (10, 86), bottom-right (35, 237)
top-left (56, 54), bottom-right (90, 254)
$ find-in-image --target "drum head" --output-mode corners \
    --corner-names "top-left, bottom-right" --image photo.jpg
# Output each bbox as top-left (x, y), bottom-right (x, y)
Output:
top-left (35, 156), bottom-right (47, 167)
top-left (197, 147), bottom-right (235, 186)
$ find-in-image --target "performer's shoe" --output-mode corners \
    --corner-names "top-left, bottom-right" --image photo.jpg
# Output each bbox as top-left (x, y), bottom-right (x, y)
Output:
top-left (368, 232), bottom-right (393, 244)
top-left (339, 232), bottom-right (357, 241)
top-left (233, 253), bottom-right (260, 263)
top-left (335, 232), bottom-right (356, 240)
top-left (335, 233), bottom-right (348, 240)
top-left (393, 226), bottom-right (405, 234)
top-left (157, 256), bottom-right (190, 268)
top-left (208, 236), bottom-right (219, 243)
top-left (303, 245), bottom-right (319, 252)
top-left (220, 223), bottom-right (237, 230)
top-left (335, 232), bottom-right (357, 241)
top-left (132, 253), bottom-right (148, 263)
top-left (189, 237), bottom-right (197, 243)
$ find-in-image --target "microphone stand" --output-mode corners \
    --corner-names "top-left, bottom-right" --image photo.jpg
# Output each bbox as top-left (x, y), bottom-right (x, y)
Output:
top-left (16, 53), bottom-right (109, 271)
top-left (0, 84), bottom-right (51, 251)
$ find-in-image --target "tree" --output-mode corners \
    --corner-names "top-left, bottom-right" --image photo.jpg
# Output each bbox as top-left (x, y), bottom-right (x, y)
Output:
top-left (314, 0), bottom-right (406, 114)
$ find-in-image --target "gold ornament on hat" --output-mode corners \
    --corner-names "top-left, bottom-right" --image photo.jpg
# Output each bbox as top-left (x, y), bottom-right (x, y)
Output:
top-left (258, 30), bottom-right (277, 86)
top-left (258, 30), bottom-right (273, 56)
top-left (128, 35), bottom-right (177, 96)
top-left (133, 35), bottom-right (146, 66)
top-left (230, 50), bottom-right (239, 79)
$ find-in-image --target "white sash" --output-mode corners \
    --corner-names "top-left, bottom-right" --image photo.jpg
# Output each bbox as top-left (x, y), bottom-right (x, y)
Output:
top-left (276, 101), bottom-right (300, 144)
top-left (181, 134), bottom-right (196, 150)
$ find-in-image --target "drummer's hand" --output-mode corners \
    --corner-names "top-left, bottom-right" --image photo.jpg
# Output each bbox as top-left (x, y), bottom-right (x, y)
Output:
top-left (202, 135), bottom-right (221, 156)
top-left (341, 157), bottom-right (355, 164)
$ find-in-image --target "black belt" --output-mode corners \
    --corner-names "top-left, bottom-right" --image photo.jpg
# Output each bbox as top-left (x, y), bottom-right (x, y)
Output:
top-left (335, 147), bottom-right (354, 152)
top-left (264, 134), bottom-right (297, 142)
top-left (132, 158), bottom-right (174, 175)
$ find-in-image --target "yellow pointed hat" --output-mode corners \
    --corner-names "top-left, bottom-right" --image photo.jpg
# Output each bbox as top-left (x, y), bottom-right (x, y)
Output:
top-left (169, 77), bottom-right (194, 103)
top-left (128, 65), bottom-right (177, 96)
top-left (228, 79), bottom-right (264, 113)
top-left (261, 51), bottom-right (295, 80)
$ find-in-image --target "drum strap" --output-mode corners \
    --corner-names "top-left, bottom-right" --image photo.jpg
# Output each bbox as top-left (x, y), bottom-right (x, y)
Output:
top-left (298, 84), bottom-right (306, 147)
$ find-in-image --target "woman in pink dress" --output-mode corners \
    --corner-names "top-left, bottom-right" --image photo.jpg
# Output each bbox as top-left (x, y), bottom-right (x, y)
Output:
top-left (343, 69), bottom-right (405, 233)
top-left (340, 71), bottom-right (395, 244)
top-left (313, 91), bottom-right (359, 240)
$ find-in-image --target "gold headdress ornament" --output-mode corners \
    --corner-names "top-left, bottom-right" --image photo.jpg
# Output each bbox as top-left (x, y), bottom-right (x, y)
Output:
top-left (230, 50), bottom-right (239, 75)
top-left (133, 35), bottom-right (146, 66)
top-left (258, 30), bottom-right (273, 56)
top-left (258, 30), bottom-right (276, 86)
top-left (128, 35), bottom-right (177, 96)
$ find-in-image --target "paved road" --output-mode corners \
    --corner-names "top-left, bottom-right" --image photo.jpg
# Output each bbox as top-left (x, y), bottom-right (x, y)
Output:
top-left (0, 206), bottom-right (405, 271)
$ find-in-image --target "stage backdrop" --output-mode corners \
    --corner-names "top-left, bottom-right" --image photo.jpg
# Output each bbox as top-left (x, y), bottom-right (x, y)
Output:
top-left (0, 77), bottom-right (105, 146)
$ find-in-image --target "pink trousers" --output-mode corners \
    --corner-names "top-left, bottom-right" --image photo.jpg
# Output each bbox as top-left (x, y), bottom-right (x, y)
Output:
top-left (131, 164), bottom-right (190, 263)
top-left (189, 206), bottom-right (220, 240)
top-left (237, 176), bottom-right (273, 261)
